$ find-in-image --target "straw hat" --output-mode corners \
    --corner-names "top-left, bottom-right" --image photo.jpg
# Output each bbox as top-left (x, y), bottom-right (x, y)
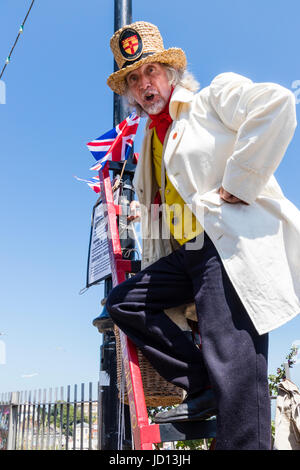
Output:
top-left (107, 21), bottom-right (187, 95)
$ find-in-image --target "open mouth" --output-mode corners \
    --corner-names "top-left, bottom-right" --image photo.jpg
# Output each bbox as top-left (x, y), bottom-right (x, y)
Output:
top-left (143, 90), bottom-right (158, 103)
top-left (145, 93), bottom-right (155, 102)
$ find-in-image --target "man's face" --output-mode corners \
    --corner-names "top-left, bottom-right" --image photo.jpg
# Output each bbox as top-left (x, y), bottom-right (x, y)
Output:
top-left (126, 62), bottom-right (172, 115)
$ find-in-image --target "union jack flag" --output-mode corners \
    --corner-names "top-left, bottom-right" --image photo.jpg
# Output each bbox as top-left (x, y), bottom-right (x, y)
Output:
top-left (87, 112), bottom-right (140, 172)
top-left (74, 175), bottom-right (100, 193)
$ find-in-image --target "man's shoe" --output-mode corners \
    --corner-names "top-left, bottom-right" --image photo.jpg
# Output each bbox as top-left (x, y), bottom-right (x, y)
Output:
top-left (153, 389), bottom-right (217, 424)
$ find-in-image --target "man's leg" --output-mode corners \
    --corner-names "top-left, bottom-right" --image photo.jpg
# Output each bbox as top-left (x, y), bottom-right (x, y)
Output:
top-left (185, 234), bottom-right (271, 450)
top-left (106, 245), bottom-right (211, 393)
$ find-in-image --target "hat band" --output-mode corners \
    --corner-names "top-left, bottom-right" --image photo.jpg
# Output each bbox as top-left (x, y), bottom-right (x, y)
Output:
top-left (121, 51), bottom-right (156, 69)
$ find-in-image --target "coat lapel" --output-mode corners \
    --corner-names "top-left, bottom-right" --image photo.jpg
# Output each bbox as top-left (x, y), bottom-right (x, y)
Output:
top-left (133, 85), bottom-right (194, 202)
top-left (133, 123), bottom-right (157, 205)
top-left (164, 86), bottom-right (193, 167)
top-left (163, 119), bottom-right (186, 168)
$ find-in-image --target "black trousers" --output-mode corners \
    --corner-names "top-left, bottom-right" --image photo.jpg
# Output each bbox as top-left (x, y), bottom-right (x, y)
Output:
top-left (106, 233), bottom-right (271, 450)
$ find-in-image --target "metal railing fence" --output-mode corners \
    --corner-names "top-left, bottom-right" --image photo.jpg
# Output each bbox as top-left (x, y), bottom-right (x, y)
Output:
top-left (0, 382), bottom-right (101, 450)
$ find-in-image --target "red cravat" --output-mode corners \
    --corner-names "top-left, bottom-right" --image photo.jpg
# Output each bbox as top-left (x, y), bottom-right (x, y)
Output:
top-left (149, 89), bottom-right (173, 144)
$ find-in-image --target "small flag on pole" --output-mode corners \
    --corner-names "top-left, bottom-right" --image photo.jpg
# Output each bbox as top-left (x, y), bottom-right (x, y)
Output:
top-left (74, 175), bottom-right (100, 193)
top-left (87, 112), bottom-right (140, 171)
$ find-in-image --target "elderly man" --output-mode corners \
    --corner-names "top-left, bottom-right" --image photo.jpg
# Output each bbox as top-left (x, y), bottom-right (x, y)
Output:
top-left (106, 21), bottom-right (300, 450)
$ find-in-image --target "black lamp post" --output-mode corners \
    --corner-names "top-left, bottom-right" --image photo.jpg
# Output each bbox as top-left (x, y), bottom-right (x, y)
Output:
top-left (93, 0), bottom-right (134, 450)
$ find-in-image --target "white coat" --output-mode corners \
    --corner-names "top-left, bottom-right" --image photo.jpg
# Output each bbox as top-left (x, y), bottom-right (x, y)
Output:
top-left (132, 72), bottom-right (300, 335)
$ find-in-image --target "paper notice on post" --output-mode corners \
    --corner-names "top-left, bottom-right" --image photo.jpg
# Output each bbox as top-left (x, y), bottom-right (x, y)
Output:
top-left (87, 201), bottom-right (111, 286)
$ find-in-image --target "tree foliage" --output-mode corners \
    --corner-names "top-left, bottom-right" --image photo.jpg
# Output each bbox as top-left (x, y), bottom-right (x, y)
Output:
top-left (48, 401), bottom-right (89, 436)
top-left (268, 345), bottom-right (299, 397)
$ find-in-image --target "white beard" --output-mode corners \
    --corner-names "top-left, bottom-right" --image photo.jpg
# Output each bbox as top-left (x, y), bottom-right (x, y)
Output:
top-left (140, 88), bottom-right (167, 115)
top-left (143, 97), bottom-right (166, 115)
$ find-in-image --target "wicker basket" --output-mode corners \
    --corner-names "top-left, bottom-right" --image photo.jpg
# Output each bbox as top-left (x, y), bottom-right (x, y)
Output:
top-left (114, 326), bottom-right (184, 407)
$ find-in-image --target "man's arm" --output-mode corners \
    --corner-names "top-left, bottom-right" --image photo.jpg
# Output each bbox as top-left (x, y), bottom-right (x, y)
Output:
top-left (209, 72), bottom-right (297, 205)
top-left (219, 186), bottom-right (248, 205)
top-left (127, 200), bottom-right (141, 221)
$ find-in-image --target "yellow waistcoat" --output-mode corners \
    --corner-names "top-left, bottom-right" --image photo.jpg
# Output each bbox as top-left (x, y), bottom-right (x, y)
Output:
top-left (152, 127), bottom-right (203, 245)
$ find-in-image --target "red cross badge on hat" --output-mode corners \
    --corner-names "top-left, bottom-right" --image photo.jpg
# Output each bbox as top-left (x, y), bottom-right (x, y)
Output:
top-left (122, 35), bottom-right (139, 55)
top-left (119, 28), bottom-right (143, 61)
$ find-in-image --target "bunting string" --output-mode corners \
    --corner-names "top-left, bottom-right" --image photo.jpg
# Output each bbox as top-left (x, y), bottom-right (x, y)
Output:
top-left (0, 0), bottom-right (36, 80)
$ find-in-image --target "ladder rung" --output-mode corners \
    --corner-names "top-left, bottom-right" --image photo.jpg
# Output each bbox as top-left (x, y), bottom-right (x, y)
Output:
top-left (116, 259), bottom-right (141, 273)
top-left (158, 418), bottom-right (217, 443)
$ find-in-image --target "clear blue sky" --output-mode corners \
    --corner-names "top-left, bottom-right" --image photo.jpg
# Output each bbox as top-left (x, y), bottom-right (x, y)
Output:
top-left (0, 0), bottom-right (300, 396)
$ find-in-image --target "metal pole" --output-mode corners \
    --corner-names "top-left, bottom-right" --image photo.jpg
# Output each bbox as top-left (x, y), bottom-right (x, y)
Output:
top-left (113, 0), bottom-right (133, 127)
top-left (100, 0), bottom-right (133, 450)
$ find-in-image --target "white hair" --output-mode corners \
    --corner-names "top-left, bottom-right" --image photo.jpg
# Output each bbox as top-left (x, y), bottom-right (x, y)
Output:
top-left (124, 64), bottom-right (200, 116)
